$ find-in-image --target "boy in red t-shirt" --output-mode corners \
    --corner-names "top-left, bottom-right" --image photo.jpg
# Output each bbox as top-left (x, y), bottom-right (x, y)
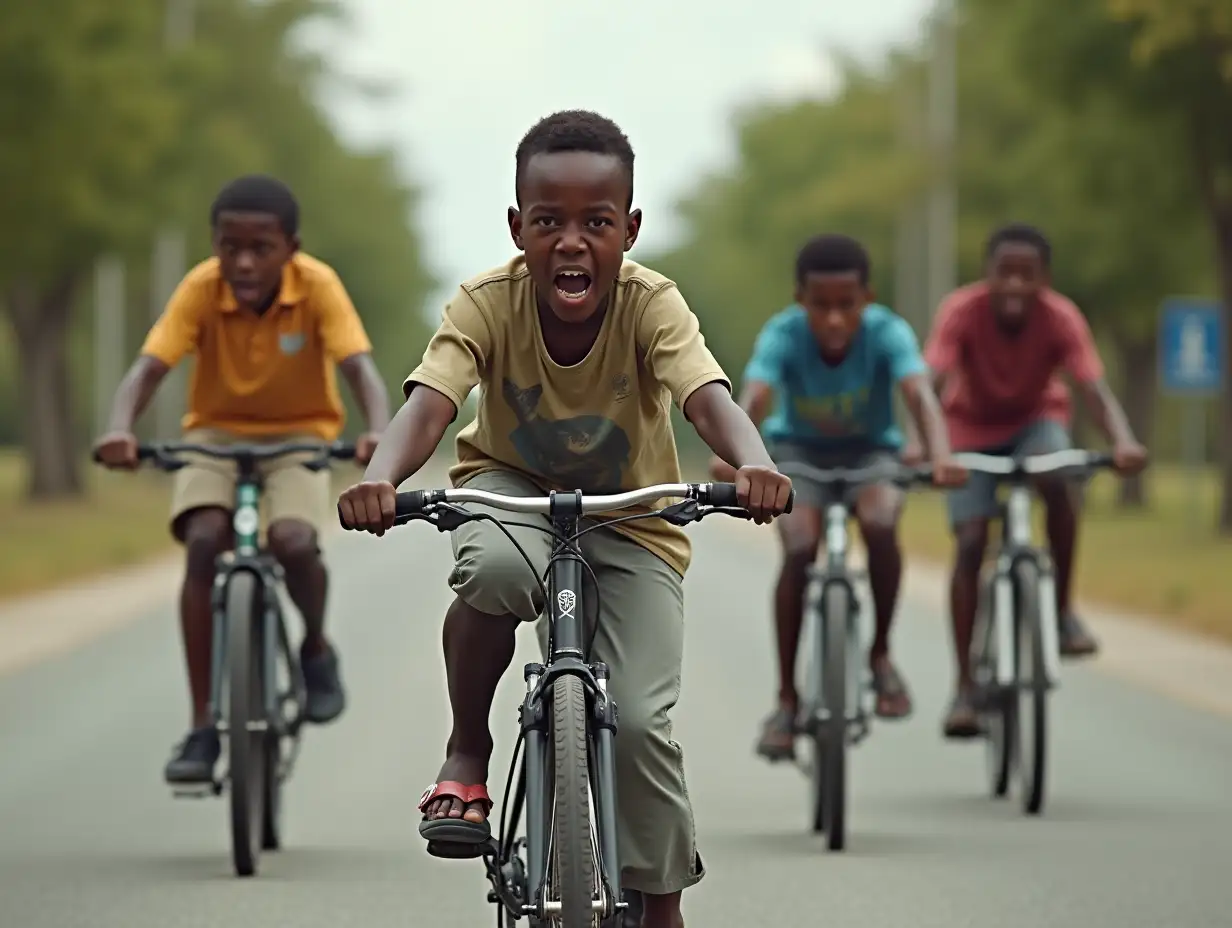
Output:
top-left (917, 224), bottom-right (1147, 738)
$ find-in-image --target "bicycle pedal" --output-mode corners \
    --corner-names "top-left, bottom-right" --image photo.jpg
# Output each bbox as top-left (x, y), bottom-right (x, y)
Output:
top-left (170, 781), bottom-right (221, 799)
top-left (425, 839), bottom-right (488, 860)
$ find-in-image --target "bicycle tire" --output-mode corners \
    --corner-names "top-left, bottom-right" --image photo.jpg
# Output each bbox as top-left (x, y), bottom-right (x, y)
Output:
top-left (226, 571), bottom-right (266, 877)
top-left (549, 674), bottom-right (599, 926)
top-left (260, 714), bottom-right (282, 850)
top-left (1013, 559), bottom-right (1048, 815)
top-left (820, 583), bottom-right (848, 851)
top-left (979, 579), bottom-right (1015, 799)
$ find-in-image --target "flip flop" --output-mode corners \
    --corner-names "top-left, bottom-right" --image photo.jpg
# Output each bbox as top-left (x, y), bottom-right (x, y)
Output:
top-left (417, 780), bottom-right (493, 859)
top-left (871, 660), bottom-right (914, 720)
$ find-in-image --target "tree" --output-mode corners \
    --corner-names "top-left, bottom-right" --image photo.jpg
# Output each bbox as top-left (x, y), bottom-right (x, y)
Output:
top-left (0, 0), bottom-right (435, 496)
top-left (651, 57), bottom-right (923, 380)
top-left (961, 0), bottom-right (1232, 529)
top-left (0, 2), bottom-right (180, 497)
top-left (955, 1), bottom-right (1212, 506)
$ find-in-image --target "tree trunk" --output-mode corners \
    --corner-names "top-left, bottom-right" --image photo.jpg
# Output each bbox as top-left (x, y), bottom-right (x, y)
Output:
top-left (3, 273), bottom-right (83, 500)
top-left (1215, 203), bottom-right (1232, 535)
top-left (1113, 333), bottom-right (1157, 508)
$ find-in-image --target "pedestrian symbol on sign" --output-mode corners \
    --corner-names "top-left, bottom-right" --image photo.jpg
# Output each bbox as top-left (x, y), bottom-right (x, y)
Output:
top-left (1179, 317), bottom-right (1210, 380)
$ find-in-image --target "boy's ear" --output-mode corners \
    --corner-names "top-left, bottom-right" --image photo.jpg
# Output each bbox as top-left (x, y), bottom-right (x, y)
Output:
top-left (288, 234), bottom-right (301, 255)
top-left (865, 285), bottom-right (876, 304)
top-left (508, 207), bottom-right (524, 250)
top-left (624, 209), bottom-right (642, 252)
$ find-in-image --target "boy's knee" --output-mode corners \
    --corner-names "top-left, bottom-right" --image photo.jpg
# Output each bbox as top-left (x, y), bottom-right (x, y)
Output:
top-left (954, 521), bottom-right (989, 574)
top-left (451, 545), bottom-right (542, 622)
top-left (267, 519), bottom-right (319, 566)
top-left (181, 508), bottom-right (231, 580)
top-left (855, 488), bottom-right (901, 540)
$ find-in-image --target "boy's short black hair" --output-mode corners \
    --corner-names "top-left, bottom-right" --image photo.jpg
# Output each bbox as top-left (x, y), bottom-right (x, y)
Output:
top-left (210, 174), bottom-right (299, 236)
top-left (514, 110), bottom-right (635, 208)
top-left (795, 234), bottom-right (871, 286)
top-left (985, 223), bottom-right (1051, 268)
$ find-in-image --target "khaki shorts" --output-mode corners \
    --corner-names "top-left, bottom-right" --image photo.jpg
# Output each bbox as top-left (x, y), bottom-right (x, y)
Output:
top-left (447, 469), bottom-right (705, 895)
top-left (168, 428), bottom-right (332, 541)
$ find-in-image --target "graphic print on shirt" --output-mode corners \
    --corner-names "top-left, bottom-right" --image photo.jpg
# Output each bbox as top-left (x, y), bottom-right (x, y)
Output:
top-left (502, 378), bottom-right (631, 492)
top-left (791, 386), bottom-right (871, 438)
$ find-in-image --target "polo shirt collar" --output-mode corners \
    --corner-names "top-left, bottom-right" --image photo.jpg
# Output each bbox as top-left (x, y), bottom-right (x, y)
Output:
top-left (219, 262), bottom-right (305, 313)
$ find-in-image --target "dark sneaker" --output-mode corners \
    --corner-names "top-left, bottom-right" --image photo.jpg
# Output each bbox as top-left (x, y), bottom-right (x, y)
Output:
top-left (1058, 612), bottom-right (1099, 659)
top-left (755, 706), bottom-right (797, 762)
top-left (942, 688), bottom-right (981, 740)
top-left (302, 642), bottom-right (346, 724)
top-left (165, 727), bottom-right (221, 784)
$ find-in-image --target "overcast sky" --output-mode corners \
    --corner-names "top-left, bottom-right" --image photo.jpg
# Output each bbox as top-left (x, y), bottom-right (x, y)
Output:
top-left (308, 0), bottom-right (935, 304)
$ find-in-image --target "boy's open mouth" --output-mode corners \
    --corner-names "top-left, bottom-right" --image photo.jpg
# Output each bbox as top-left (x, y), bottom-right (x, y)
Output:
top-left (554, 270), bottom-right (592, 304)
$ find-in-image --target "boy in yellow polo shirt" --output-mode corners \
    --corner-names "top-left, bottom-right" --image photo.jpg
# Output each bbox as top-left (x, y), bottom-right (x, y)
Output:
top-left (94, 175), bottom-right (390, 784)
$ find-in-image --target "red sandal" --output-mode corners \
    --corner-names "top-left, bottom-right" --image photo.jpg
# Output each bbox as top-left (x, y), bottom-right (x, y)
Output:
top-left (417, 781), bottom-right (494, 859)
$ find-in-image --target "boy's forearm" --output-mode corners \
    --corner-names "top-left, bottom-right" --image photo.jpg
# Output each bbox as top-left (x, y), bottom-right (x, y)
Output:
top-left (685, 382), bottom-right (775, 469)
top-left (340, 353), bottom-right (391, 433)
top-left (362, 385), bottom-right (454, 486)
top-left (107, 356), bottom-right (169, 432)
top-left (736, 381), bottom-right (773, 431)
top-left (901, 376), bottom-right (951, 458)
top-left (1080, 380), bottom-right (1136, 446)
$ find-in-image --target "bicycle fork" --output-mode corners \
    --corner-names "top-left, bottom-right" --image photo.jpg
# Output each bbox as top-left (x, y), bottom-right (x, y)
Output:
top-left (988, 487), bottom-right (1063, 690)
top-left (513, 660), bottom-right (624, 923)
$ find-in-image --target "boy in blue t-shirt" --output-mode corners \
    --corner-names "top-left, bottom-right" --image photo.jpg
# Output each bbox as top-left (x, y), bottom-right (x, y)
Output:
top-left (711, 234), bottom-right (963, 761)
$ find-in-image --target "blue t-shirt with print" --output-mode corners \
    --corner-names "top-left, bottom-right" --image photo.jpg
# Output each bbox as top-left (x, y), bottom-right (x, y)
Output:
top-left (742, 303), bottom-right (926, 452)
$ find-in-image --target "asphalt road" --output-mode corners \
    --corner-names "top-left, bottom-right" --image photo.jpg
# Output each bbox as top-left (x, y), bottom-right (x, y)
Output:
top-left (2, 516), bottom-right (1229, 927)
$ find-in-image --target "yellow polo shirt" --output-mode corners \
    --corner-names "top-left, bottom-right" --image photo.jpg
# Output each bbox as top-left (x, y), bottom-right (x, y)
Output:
top-left (141, 252), bottom-right (372, 441)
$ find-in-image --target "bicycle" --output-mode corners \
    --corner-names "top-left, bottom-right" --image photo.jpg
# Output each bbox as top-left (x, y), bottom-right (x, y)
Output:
top-left (953, 448), bottom-right (1115, 816)
top-left (777, 460), bottom-right (933, 852)
top-left (341, 480), bottom-right (792, 927)
top-left (93, 439), bottom-right (356, 876)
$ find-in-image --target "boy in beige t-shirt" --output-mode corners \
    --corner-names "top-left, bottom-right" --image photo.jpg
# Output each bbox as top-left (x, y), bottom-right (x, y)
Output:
top-left (338, 110), bottom-right (791, 927)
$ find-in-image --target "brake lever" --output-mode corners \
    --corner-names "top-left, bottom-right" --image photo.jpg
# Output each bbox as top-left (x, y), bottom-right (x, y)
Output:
top-left (660, 500), bottom-right (701, 526)
top-left (697, 505), bottom-right (752, 522)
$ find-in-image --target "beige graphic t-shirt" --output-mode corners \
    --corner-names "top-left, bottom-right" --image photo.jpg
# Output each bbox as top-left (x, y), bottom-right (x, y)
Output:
top-left (405, 256), bottom-right (730, 576)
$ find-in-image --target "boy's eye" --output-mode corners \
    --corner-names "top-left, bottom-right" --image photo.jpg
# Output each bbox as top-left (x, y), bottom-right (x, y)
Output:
top-left (532, 216), bottom-right (557, 227)
top-left (588, 217), bottom-right (613, 228)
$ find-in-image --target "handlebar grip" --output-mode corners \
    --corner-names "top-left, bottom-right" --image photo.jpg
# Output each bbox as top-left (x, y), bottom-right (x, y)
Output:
top-left (330, 442), bottom-right (358, 459)
top-left (1088, 451), bottom-right (1116, 468)
top-left (394, 490), bottom-right (429, 517)
top-left (704, 482), bottom-right (795, 514)
top-left (706, 482), bottom-right (739, 507)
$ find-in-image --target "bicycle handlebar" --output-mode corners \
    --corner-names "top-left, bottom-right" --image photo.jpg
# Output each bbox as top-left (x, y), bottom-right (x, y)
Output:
top-left (776, 460), bottom-right (934, 489)
top-left (952, 448), bottom-right (1115, 477)
top-left (93, 440), bottom-right (357, 472)
top-left (390, 481), bottom-right (794, 520)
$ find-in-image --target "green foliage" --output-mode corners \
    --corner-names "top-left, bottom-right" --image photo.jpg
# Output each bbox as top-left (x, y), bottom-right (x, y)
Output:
top-left (0, 0), bottom-right (434, 452)
top-left (647, 0), bottom-right (1216, 454)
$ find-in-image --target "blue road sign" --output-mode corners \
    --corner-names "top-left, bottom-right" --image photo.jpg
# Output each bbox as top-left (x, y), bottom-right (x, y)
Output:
top-left (1159, 297), bottom-right (1225, 395)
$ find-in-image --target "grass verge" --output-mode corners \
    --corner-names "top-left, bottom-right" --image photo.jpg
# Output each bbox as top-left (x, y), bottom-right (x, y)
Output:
top-left (0, 450), bottom-right (362, 602)
top-left (678, 448), bottom-right (1232, 644)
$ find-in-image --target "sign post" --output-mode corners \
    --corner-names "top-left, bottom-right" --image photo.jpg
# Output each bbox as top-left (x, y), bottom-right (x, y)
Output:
top-left (1159, 297), bottom-right (1225, 530)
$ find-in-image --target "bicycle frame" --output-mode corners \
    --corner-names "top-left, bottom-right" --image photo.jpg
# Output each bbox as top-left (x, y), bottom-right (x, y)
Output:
top-left (498, 490), bottom-right (622, 923)
top-left (204, 455), bottom-right (301, 765)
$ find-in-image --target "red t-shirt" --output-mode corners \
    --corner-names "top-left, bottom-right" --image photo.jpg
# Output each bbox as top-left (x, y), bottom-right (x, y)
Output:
top-left (923, 282), bottom-right (1104, 451)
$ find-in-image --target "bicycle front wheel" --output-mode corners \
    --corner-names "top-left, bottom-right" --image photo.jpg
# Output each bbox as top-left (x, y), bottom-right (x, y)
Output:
top-left (978, 579), bottom-right (1016, 800)
top-left (226, 571), bottom-right (266, 877)
top-left (1013, 560), bottom-right (1048, 815)
top-left (548, 674), bottom-right (599, 926)
top-left (818, 583), bottom-right (849, 851)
